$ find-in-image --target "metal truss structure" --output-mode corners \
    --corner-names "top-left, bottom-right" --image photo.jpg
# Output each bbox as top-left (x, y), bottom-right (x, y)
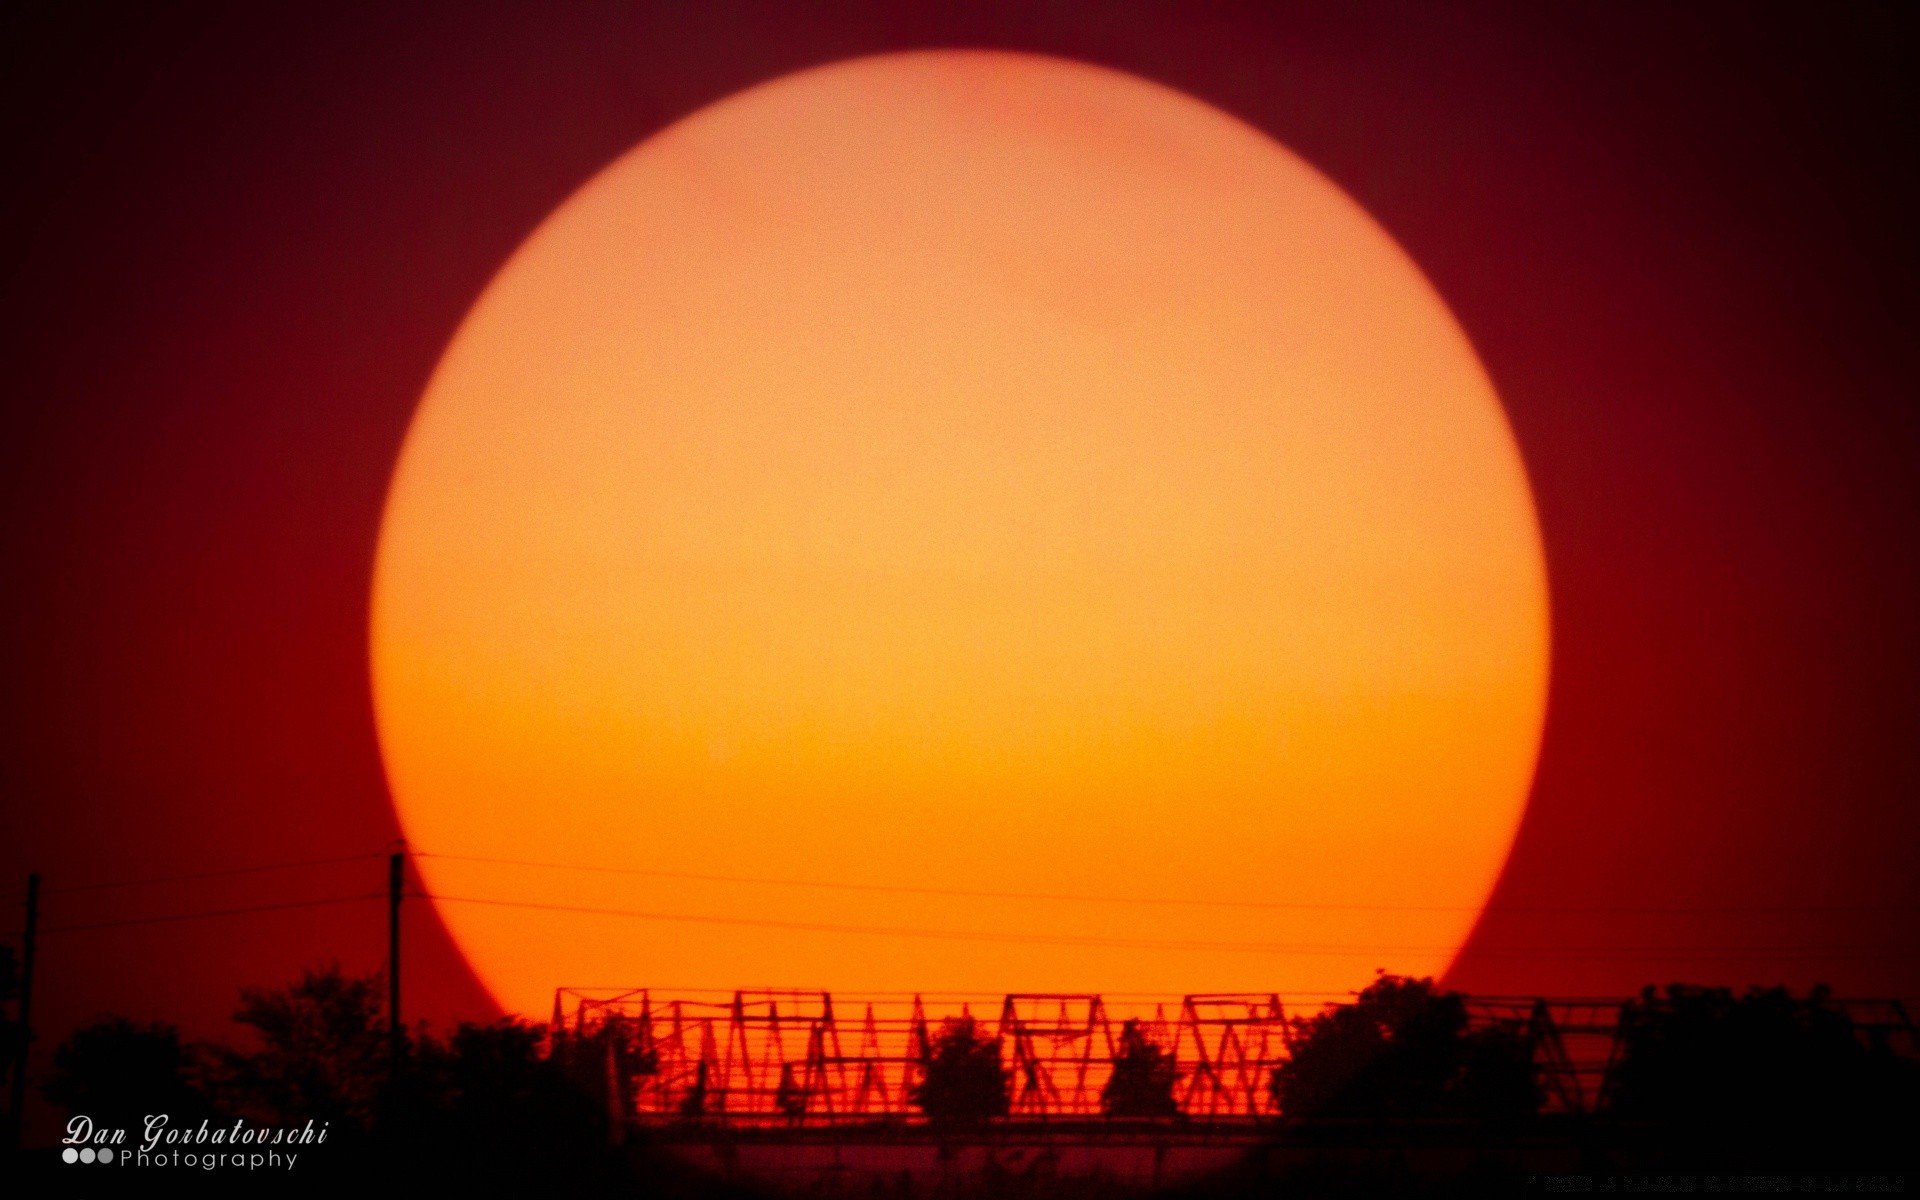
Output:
top-left (551, 988), bottom-right (1918, 1129)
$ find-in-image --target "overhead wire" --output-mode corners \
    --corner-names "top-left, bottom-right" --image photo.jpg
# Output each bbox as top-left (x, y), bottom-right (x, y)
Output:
top-left (28, 846), bottom-right (1913, 915)
top-left (42, 894), bottom-right (384, 934)
top-left (417, 891), bottom-right (1912, 961)
top-left (44, 852), bottom-right (386, 895)
top-left (412, 850), bottom-right (1918, 915)
top-left (19, 848), bottom-right (1912, 962)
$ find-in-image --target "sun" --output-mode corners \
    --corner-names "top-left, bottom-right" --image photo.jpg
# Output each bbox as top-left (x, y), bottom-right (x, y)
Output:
top-left (370, 50), bottom-right (1550, 1017)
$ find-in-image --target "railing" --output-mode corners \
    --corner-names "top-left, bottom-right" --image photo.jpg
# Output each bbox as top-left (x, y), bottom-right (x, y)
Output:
top-left (550, 987), bottom-right (1919, 1128)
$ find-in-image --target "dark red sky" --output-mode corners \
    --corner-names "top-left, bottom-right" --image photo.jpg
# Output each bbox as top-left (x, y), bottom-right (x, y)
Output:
top-left (2, 0), bottom-right (1915, 1063)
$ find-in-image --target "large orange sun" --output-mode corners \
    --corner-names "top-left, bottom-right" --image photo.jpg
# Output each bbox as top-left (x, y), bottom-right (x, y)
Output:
top-left (371, 51), bottom-right (1549, 1018)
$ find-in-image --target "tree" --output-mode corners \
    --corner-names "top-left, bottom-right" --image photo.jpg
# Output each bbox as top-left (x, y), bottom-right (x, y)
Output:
top-left (399, 1017), bottom-right (612, 1181)
top-left (1271, 974), bottom-right (1539, 1121)
top-left (43, 1017), bottom-right (215, 1132)
top-left (21, 964), bottom-right (650, 1193)
top-left (1102, 1019), bottom-right (1180, 1117)
top-left (774, 1063), bottom-right (808, 1119)
top-left (1606, 984), bottom-right (1920, 1151)
top-left (678, 1060), bottom-right (709, 1119)
top-left (1452, 1020), bottom-right (1540, 1121)
top-left (414, 1019), bottom-right (573, 1127)
top-left (911, 1015), bottom-right (1008, 1125)
top-left (213, 963), bottom-right (388, 1130)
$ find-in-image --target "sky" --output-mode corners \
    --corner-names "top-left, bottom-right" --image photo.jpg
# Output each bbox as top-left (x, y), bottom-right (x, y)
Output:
top-left (1, 0), bottom-right (1916, 1066)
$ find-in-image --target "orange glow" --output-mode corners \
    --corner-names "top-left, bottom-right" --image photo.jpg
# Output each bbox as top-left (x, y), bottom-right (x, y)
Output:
top-left (370, 51), bottom-right (1550, 1017)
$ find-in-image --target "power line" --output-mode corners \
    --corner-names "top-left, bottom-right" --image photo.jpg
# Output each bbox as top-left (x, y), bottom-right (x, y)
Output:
top-left (23, 850), bottom-right (1912, 962)
top-left (24, 866), bottom-right (1910, 960)
top-left (44, 853), bottom-right (385, 895)
top-left (413, 850), bottom-right (1917, 916)
top-left (418, 892), bottom-right (1912, 962)
top-left (421, 851), bottom-right (1480, 912)
top-left (33, 848), bottom-right (1913, 916)
top-left (43, 894), bottom-right (383, 934)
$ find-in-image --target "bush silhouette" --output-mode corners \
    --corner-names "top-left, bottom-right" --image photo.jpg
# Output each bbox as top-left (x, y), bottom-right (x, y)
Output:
top-left (43, 1017), bottom-right (216, 1133)
top-left (911, 1015), bottom-right (1008, 1125)
top-left (1102, 1019), bottom-right (1180, 1117)
top-left (677, 1060), bottom-right (710, 1118)
top-left (1606, 983), bottom-right (1920, 1160)
top-left (213, 963), bottom-right (389, 1131)
top-left (389, 1016), bottom-right (614, 1185)
top-left (1271, 974), bottom-right (1539, 1121)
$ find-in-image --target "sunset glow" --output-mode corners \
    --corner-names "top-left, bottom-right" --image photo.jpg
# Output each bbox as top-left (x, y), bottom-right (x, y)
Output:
top-left (370, 51), bottom-right (1550, 1016)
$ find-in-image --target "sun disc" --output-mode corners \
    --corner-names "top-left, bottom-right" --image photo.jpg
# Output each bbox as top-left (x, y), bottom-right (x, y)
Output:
top-left (370, 50), bottom-right (1551, 1017)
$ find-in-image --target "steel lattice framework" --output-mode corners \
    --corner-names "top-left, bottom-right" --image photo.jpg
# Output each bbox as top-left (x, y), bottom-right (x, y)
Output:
top-left (551, 988), bottom-right (1919, 1128)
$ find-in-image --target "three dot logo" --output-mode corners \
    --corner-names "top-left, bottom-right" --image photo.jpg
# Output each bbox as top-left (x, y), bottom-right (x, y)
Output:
top-left (62, 1146), bottom-right (114, 1164)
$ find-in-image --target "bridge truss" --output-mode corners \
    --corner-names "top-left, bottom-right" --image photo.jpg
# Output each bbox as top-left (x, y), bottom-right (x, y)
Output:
top-left (551, 988), bottom-right (1917, 1129)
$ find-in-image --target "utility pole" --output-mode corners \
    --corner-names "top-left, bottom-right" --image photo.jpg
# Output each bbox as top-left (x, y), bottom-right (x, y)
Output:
top-left (8, 873), bottom-right (39, 1150)
top-left (388, 850), bottom-right (403, 1072)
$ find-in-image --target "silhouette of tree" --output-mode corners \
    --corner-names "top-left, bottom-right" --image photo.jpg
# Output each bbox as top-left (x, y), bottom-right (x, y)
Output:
top-left (774, 1062), bottom-right (807, 1119)
top-left (213, 962), bottom-right (388, 1131)
top-left (1102, 1019), bottom-right (1180, 1117)
top-left (18, 964), bottom-right (738, 1195)
top-left (911, 1015), bottom-right (1008, 1125)
top-left (1271, 974), bottom-right (1539, 1121)
top-left (43, 1017), bottom-right (215, 1132)
top-left (418, 1020), bottom-right (585, 1126)
top-left (1452, 1020), bottom-right (1539, 1122)
top-left (389, 1017), bottom-right (614, 1184)
top-left (211, 968), bottom-right (632, 1188)
top-left (1606, 983), bottom-right (1920, 1159)
top-left (678, 1060), bottom-right (710, 1119)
